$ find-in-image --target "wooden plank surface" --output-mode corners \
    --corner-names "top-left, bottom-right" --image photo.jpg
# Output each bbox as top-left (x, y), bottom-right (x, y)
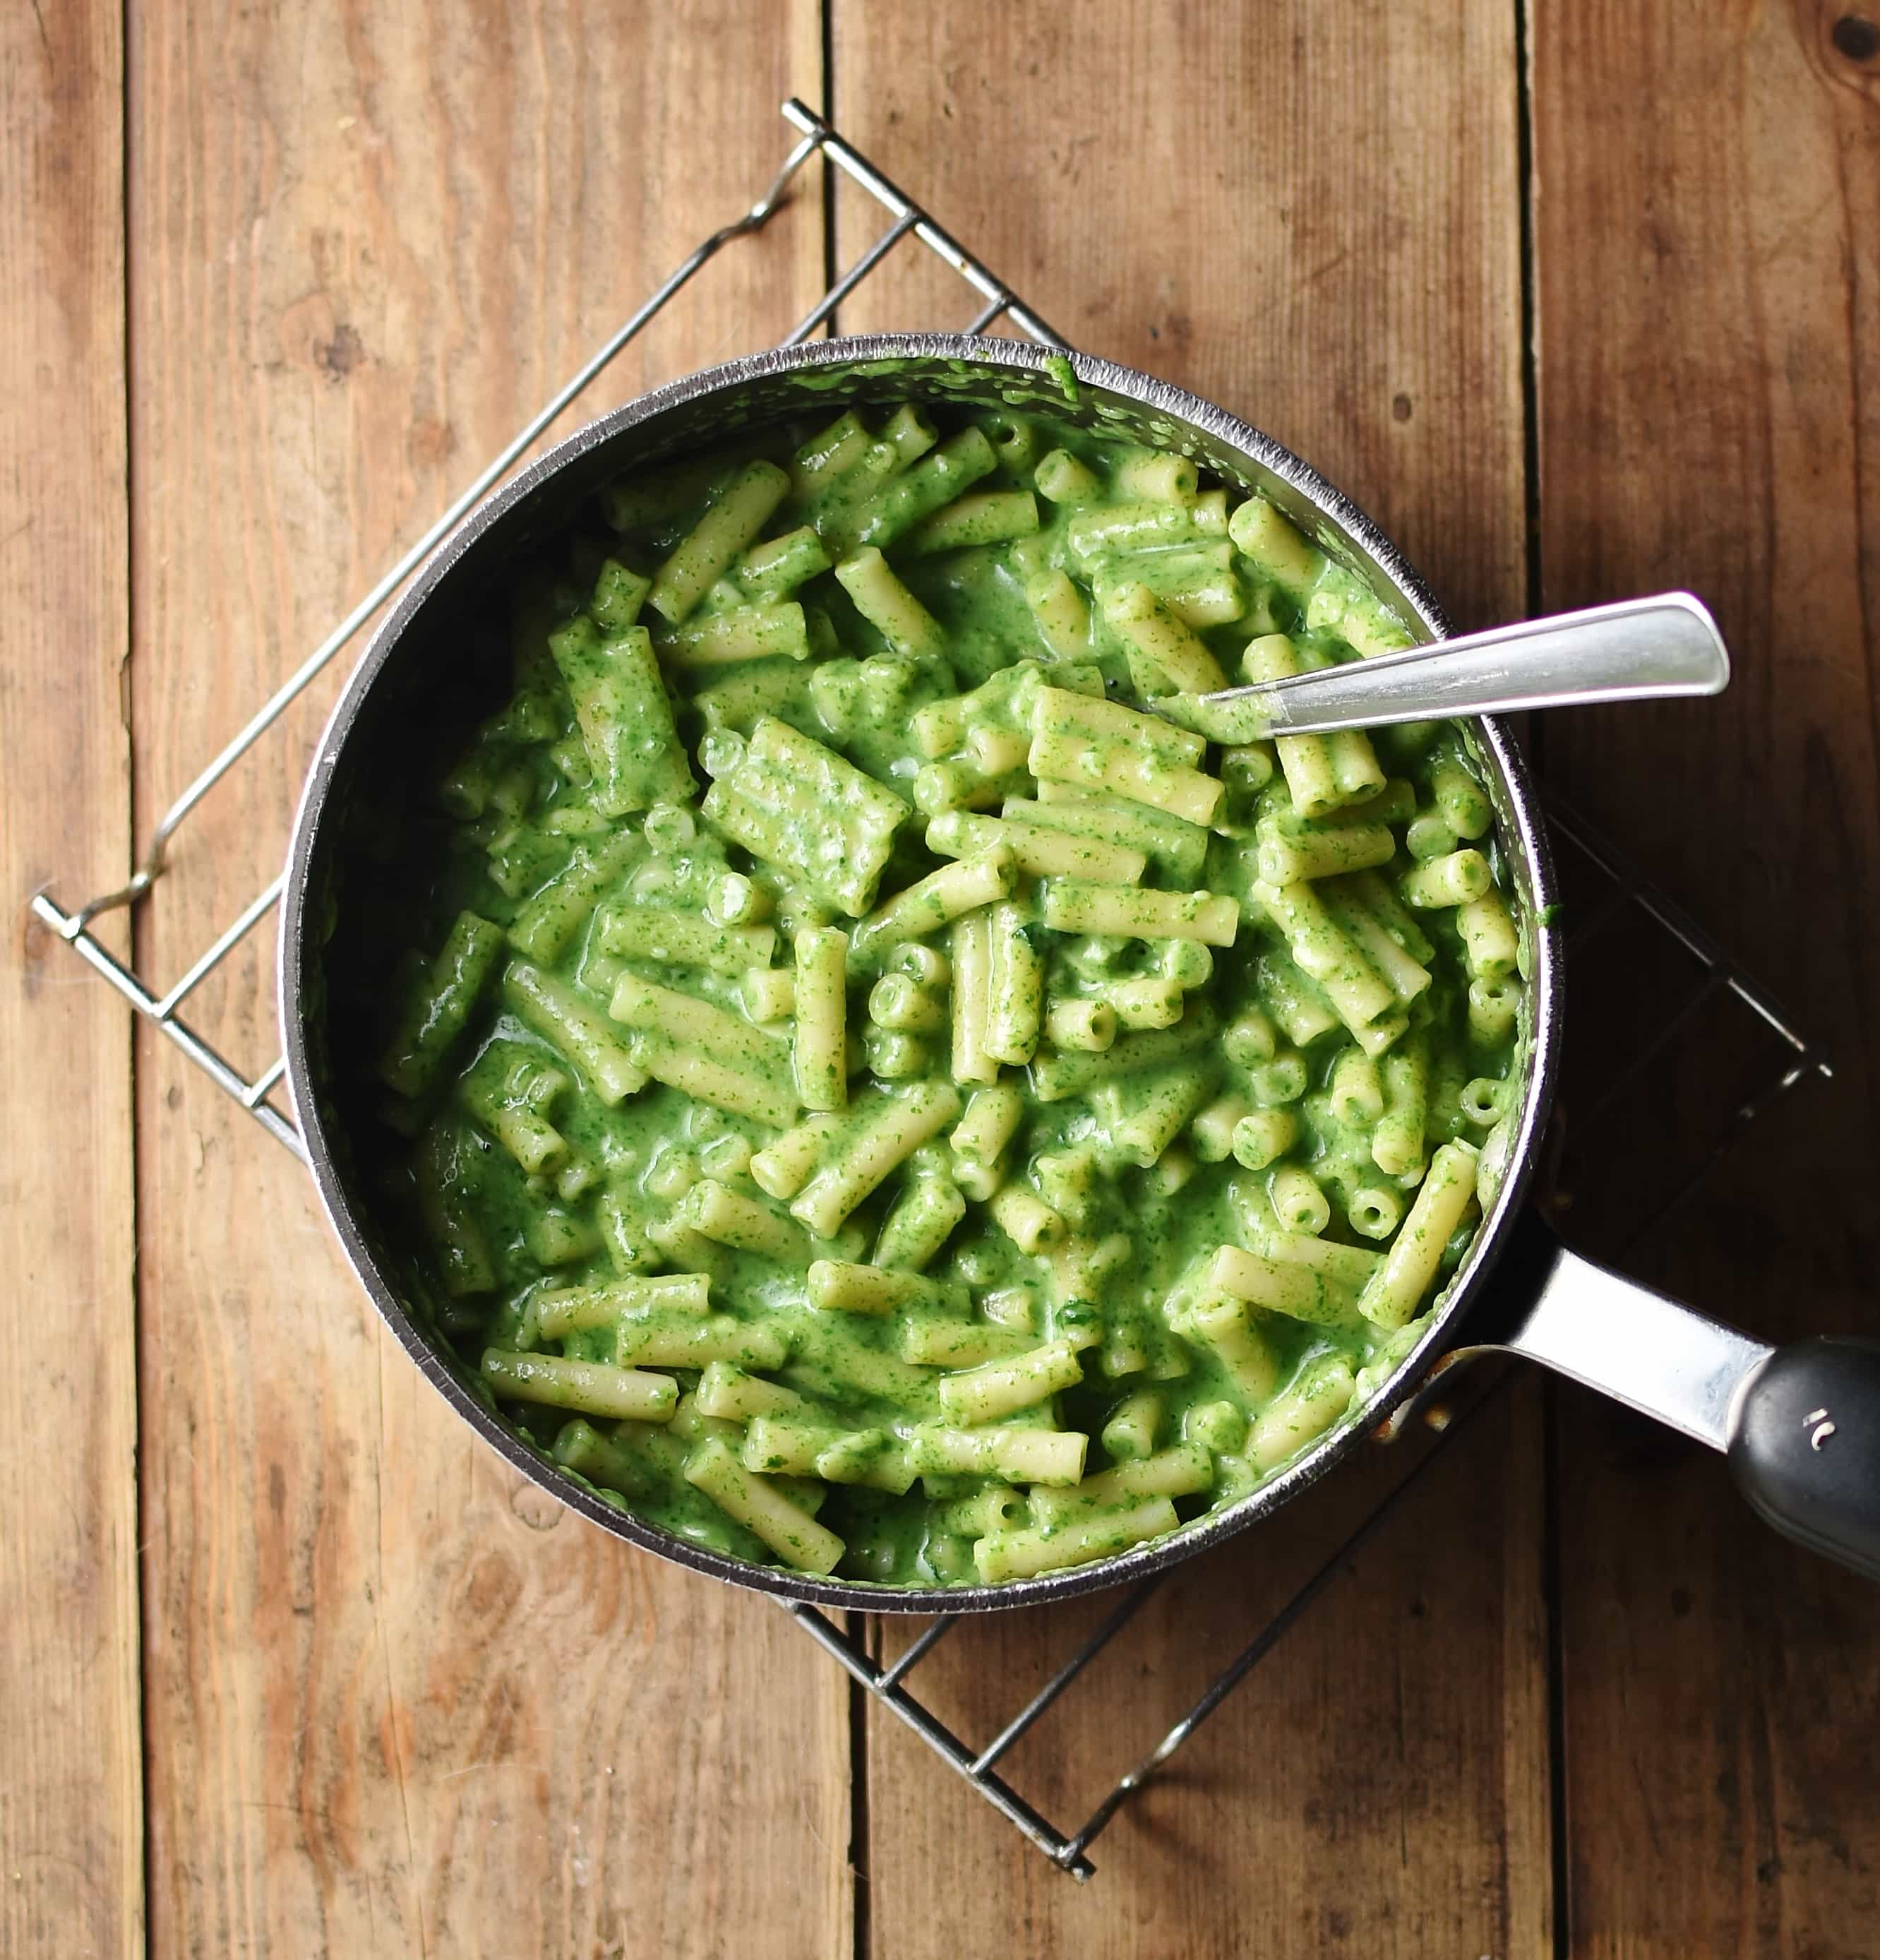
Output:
top-left (124, 6), bottom-right (849, 1955)
top-left (16, 2), bottom-right (1880, 1953)
top-left (0, 3), bottom-right (143, 1956)
top-left (832, 6), bottom-right (1550, 1953)
top-left (1533, 3), bottom-right (1880, 1954)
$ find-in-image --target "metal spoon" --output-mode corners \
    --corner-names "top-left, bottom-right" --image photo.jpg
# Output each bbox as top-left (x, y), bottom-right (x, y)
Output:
top-left (1150, 590), bottom-right (1731, 743)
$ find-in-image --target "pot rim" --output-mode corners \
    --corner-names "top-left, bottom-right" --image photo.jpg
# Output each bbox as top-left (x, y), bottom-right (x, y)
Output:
top-left (280, 332), bottom-right (1562, 1614)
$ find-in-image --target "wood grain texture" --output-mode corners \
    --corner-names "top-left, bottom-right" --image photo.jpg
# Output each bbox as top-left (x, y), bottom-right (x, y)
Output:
top-left (126, 5), bottom-right (846, 1954)
top-left (1533, 1), bottom-right (1880, 1953)
top-left (831, 5), bottom-right (1547, 1952)
top-left (20, 2), bottom-right (1879, 1952)
top-left (0, 2), bottom-right (143, 1955)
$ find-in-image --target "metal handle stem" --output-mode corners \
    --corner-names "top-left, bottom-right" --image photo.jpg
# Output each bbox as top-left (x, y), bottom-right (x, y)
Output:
top-left (1492, 1219), bottom-right (1771, 1449)
top-left (1187, 591), bottom-right (1730, 739)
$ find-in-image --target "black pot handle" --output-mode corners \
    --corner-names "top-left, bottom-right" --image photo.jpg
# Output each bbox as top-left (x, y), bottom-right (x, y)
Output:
top-left (1463, 1209), bottom-right (1880, 1582)
top-left (1727, 1339), bottom-right (1880, 1581)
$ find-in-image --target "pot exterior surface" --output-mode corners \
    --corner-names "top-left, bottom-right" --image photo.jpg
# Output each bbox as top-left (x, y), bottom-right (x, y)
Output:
top-left (280, 335), bottom-right (1562, 1613)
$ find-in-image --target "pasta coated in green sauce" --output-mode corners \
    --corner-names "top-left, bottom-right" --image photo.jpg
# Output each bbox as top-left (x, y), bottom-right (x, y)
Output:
top-left (362, 402), bottom-right (1525, 1589)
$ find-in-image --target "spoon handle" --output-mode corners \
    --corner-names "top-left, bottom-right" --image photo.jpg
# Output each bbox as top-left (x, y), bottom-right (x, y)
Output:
top-left (1174, 592), bottom-right (1730, 740)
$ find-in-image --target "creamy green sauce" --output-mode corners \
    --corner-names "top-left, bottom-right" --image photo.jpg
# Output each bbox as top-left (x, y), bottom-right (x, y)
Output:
top-left (352, 399), bottom-right (1522, 1589)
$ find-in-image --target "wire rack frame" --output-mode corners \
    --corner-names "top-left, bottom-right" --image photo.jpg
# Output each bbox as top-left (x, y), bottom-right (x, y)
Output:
top-left (26, 97), bottom-right (1062, 1158)
top-left (26, 99), bottom-right (1831, 1881)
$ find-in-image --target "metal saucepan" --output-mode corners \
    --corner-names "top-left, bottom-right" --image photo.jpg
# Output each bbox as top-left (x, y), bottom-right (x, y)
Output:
top-left (280, 335), bottom-right (1880, 1610)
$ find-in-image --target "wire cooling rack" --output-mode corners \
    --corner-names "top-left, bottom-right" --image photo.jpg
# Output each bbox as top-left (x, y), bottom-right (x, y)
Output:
top-left (30, 99), bottom-right (1831, 1880)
